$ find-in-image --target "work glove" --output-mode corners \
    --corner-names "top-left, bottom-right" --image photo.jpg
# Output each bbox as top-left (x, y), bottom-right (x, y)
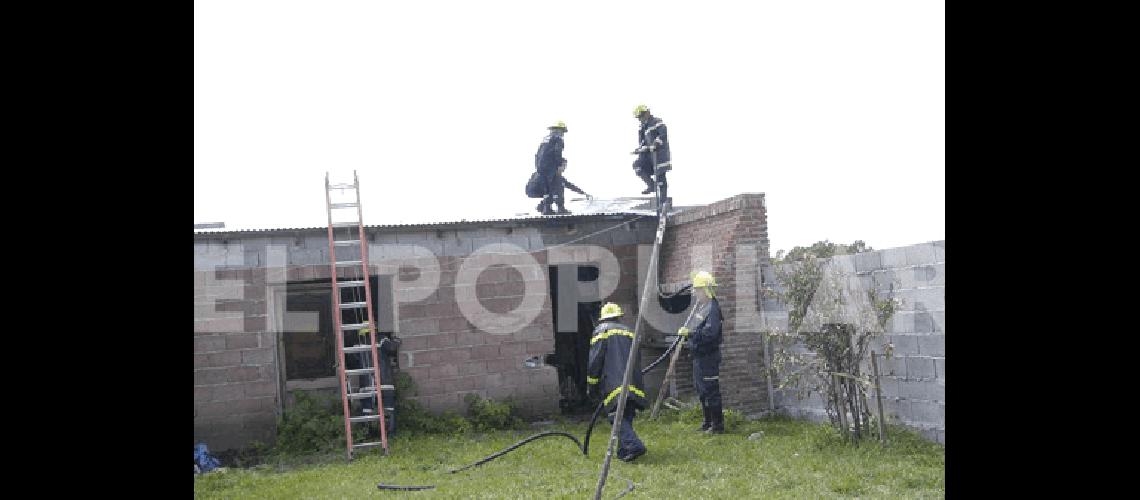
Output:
top-left (677, 326), bottom-right (690, 337)
top-left (631, 146), bottom-right (648, 155)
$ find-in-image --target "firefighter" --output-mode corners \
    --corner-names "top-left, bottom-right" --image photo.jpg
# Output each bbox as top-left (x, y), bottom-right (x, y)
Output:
top-left (677, 271), bottom-right (725, 433)
top-left (630, 104), bottom-right (671, 203)
top-left (534, 121), bottom-right (569, 215)
top-left (586, 302), bottom-right (648, 462)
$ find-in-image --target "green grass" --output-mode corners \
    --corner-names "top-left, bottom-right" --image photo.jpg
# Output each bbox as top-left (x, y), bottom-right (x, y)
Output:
top-left (195, 415), bottom-right (944, 499)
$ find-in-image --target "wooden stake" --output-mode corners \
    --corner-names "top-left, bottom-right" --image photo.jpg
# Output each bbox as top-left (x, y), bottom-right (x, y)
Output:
top-left (764, 334), bottom-right (776, 413)
top-left (871, 351), bottom-right (886, 444)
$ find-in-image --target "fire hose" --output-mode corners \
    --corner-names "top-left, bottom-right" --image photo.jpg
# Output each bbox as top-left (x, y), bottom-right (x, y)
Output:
top-left (376, 334), bottom-right (685, 494)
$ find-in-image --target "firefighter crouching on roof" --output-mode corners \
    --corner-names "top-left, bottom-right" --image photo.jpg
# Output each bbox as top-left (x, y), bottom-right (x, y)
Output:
top-left (587, 302), bottom-right (648, 462)
top-left (677, 270), bottom-right (726, 433)
top-left (534, 120), bottom-right (570, 215)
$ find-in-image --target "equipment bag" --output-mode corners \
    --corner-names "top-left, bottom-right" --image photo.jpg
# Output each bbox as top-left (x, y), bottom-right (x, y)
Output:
top-left (525, 172), bottom-right (545, 198)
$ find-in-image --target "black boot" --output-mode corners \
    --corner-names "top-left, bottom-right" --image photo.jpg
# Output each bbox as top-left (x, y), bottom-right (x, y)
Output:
top-left (639, 174), bottom-right (655, 195)
top-left (554, 196), bottom-right (570, 214)
top-left (539, 196), bottom-right (554, 215)
top-left (705, 404), bottom-right (725, 434)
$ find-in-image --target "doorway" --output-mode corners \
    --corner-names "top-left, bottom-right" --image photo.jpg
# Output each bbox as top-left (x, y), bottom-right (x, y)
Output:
top-left (546, 264), bottom-right (602, 415)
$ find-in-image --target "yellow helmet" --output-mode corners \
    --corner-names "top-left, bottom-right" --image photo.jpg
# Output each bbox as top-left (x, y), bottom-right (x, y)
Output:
top-left (691, 270), bottom-right (717, 288)
top-left (599, 302), bottom-right (624, 320)
top-left (633, 104), bottom-right (649, 118)
top-left (548, 120), bottom-right (567, 131)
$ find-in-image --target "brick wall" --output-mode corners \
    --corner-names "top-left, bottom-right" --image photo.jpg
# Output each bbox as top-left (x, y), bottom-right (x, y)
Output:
top-left (763, 241), bottom-right (945, 444)
top-left (656, 193), bottom-right (772, 416)
top-left (193, 216), bottom-right (654, 450)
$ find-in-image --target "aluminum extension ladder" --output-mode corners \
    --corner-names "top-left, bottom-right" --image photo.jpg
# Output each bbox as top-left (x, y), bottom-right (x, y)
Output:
top-left (324, 171), bottom-right (391, 459)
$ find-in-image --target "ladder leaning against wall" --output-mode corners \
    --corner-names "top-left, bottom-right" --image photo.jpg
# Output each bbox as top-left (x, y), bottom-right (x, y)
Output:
top-left (324, 170), bottom-right (391, 459)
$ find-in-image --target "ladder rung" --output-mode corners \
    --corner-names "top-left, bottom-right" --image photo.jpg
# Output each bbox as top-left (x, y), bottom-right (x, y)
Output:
top-left (344, 345), bottom-right (376, 353)
top-left (341, 322), bottom-right (370, 330)
top-left (353, 441), bottom-right (385, 449)
top-left (331, 221), bottom-right (359, 228)
top-left (361, 385), bottom-right (395, 391)
top-left (335, 260), bottom-right (363, 267)
top-left (330, 203), bottom-right (358, 209)
top-left (349, 415), bottom-right (381, 423)
top-left (329, 183), bottom-right (356, 190)
top-left (340, 301), bottom-right (368, 310)
top-left (337, 280), bottom-right (366, 288)
top-left (333, 239), bottom-right (361, 246)
top-left (348, 391), bottom-right (377, 400)
top-left (345, 368), bottom-right (376, 376)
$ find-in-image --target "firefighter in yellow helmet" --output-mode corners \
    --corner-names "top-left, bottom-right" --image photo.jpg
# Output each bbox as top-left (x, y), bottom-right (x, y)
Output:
top-left (586, 302), bottom-right (648, 461)
top-left (677, 271), bottom-right (725, 433)
top-left (630, 104), bottom-right (671, 204)
top-left (533, 121), bottom-right (571, 214)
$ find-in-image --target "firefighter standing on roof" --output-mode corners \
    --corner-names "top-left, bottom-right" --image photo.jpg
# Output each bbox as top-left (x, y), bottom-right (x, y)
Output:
top-left (587, 302), bottom-right (648, 462)
top-left (678, 271), bottom-right (725, 433)
top-left (630, 104), bottom-right (671, 202)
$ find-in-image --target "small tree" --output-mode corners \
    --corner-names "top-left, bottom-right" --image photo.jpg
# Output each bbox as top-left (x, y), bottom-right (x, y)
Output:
top-left (774, 240), bottom-right (872, 264)
top-left (765, 252), bottom-right (899, 442)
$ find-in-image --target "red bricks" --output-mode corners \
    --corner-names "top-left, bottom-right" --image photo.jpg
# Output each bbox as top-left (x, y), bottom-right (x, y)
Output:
top-left (458, 361), bottom-right (487, 376)
top-left (499, 342), bottom-right (526, 357)
top-left (453, 331), bottom-right (484, 347)
top-left (525, 340), bottom-right (552, 355)
top-left (428, 333), bottom-right (457, 348)
top-left (438, 316), bottom-right (470, 333)
top-left (429, 364), bottom-right (458, 380)
top-left (470, 345), bottom-right (500, 360)
top-left (485, 358), bottom-right (515, 374)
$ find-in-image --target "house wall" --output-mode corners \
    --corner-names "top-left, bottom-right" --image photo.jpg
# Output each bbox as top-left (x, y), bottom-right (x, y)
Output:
top-left (655, 193), bottom-right (773, 417)
top-left (193, 216), bottom-right (658, 450)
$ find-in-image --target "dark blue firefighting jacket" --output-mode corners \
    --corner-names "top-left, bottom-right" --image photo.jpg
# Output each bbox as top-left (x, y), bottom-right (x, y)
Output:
top-left (685, 297), bottom-right (722, 357)
top-left (636, 116), bottom-right (671, 168)
top-left (535, 133), bottom-right (565, 176)
top-left (586, 320), bottom-right (647, 411)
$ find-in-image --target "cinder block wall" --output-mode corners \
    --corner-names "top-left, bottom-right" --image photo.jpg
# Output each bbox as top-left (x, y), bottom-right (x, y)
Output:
top-left (657, 193), bottom-right (771, 416)
top-left (763, 241), bottom-right (946, 443)
top-left (194, 216), bottom-right (655, 450)
top-left (194, 262), bottom-right (279, 452)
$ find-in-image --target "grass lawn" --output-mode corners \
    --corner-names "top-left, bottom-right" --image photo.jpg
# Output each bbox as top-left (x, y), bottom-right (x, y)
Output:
top-left (194, 414), bottom-right (944, 499)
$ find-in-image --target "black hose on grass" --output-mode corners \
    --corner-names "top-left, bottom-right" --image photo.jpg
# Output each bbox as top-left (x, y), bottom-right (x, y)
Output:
top-left (376, 483), bottom-right (435, 491)
top-left (375, 336), bottom-right (676, 493)
top-left (448, 343), bottom-right (678, 475)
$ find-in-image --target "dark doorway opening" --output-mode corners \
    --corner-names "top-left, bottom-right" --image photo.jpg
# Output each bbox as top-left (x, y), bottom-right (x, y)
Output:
top-left (546, 264), bottom-right (602, 415)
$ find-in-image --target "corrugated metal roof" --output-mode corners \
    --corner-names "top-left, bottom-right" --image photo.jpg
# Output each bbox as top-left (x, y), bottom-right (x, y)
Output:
top-left (193, 197), bottom-right (673, 236)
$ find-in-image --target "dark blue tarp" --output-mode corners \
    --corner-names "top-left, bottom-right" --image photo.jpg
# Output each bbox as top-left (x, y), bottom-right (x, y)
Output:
top-left (194, 443), bottom-right (221, 473)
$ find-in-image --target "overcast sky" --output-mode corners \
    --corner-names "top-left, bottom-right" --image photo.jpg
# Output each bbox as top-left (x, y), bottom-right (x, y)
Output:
top-left (194, 0), bottom-right (944, 254)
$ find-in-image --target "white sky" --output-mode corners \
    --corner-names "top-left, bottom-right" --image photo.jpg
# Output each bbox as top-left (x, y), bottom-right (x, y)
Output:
top-left (194, 0), bottom-right (944, 254)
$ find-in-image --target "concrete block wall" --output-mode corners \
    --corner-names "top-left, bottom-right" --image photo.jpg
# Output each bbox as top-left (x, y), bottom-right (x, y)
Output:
top-left (657, 193), bottom-right (771, 416)
top-left (193, 216), bottom-right (654, 449)
top-left (764, 241), bottom-right (945, 444)
top-left (194, 262), bottom-right (280, 452)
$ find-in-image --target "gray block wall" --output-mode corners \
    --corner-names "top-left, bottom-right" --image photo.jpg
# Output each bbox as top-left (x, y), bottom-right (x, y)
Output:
top-left (763, 241), bottom-right (945, 444)
top-left (193, 217), bottom-right (655, 450)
